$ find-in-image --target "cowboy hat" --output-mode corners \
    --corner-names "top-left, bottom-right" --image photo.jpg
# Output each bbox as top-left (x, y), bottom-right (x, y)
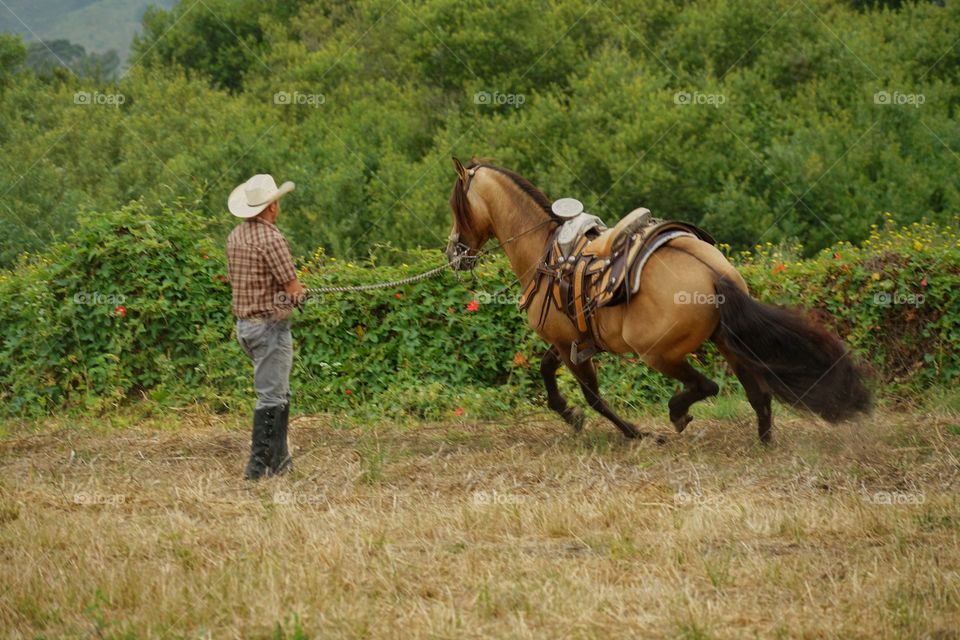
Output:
top-left (228, 174), bottom-right (295, 218)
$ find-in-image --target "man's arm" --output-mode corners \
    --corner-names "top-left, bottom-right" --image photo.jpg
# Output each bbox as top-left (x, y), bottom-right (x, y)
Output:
top-left (262, 233), bottom-right (305, 308)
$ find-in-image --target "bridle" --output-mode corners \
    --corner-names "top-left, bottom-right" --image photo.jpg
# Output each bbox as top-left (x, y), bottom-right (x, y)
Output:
top-left (446, 231), bottom-right (475, 267)
top-left (447, 166), bottom-right (558, 268)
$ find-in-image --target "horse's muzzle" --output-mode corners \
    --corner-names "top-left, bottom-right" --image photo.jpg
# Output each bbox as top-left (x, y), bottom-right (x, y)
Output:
top-left (445, 235), bottom-right (478, 271)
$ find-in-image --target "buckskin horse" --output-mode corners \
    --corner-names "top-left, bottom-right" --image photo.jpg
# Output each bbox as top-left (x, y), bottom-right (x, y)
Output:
top-left (444, 159), bottom-right (870, 443)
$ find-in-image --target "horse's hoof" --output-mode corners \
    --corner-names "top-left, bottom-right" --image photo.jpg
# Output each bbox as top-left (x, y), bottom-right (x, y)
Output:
top-left (564, 407), bottom-right (586, 432)
top-left (672, 414), bottom-right (693, 433)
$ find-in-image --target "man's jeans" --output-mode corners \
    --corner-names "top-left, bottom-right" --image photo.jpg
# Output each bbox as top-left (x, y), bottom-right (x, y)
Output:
top-left (236, 318), bottom-right (292, 409)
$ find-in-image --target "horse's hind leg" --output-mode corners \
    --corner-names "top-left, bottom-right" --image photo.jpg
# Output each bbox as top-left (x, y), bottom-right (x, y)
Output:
top-left (541, 346), bottom-right (585, 431)
top-left (645, 356), bottom-right (719, 433)
top-left (714, 342), bottom-right (774, 443)
top-left (738, 364), bottom-right (773, 443)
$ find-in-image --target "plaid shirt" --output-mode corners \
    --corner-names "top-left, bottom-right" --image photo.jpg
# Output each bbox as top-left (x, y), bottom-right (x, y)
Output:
top-left (226, 218), bottom-right (297, 319)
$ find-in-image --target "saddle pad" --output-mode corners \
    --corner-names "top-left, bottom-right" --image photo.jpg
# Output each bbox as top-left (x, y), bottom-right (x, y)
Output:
top-left (628, 230), bottom-right (696, 293)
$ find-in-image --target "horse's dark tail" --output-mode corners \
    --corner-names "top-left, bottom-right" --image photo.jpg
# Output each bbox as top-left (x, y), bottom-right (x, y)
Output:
top-left (714, 277), bottom-right (871, 422)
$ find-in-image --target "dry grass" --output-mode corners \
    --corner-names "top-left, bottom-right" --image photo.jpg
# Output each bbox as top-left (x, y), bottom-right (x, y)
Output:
top-left (1, 404), bottom-right (959, 639)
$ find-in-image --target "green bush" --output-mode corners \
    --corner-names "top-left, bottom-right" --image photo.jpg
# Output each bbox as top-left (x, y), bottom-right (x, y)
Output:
top-left (2, 0), bottom-right (959, 266)
top-left (0, 206), bottom-right (956, 418)
top-left (0, 202), bottom-right (239, 414)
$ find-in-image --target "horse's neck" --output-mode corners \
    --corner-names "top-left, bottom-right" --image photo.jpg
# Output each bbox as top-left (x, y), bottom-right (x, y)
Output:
top-left (491, 207), bottom-right (554, 288)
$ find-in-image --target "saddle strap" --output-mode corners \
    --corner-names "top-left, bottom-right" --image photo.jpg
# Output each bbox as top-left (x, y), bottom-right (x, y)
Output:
top-left (518, 277), bottom-right (539, 310)
top-left (573, 259), bottom-right (589, 333)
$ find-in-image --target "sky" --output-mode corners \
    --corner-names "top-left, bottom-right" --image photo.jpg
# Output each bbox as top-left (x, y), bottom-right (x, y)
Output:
top-left (0, 0), bottom-right (177, 61)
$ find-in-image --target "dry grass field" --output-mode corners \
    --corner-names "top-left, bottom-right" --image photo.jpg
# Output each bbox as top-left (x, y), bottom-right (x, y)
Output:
top-left (1, 401), bottom-right (958, 639)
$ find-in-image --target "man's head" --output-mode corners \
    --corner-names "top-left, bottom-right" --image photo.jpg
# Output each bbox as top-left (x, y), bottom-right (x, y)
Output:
top-left (228, 174), bottom-right (294, 219)
top-left (258, 200), bottom-right (280, 223)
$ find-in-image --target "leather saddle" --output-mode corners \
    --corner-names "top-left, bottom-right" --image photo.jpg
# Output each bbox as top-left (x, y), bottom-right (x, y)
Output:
top-left (518, 212), bottom-right (714, 363)
top-left (583, 207), bottom-right (653, 257)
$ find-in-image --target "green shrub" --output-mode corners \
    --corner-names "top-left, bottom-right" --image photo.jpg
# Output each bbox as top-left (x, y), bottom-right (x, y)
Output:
top-left (0, 202), bottom-right (239, 414)
top-left (3, 0), bottom-right (960, 266)
top-left (1, 206), bottom-right (957, 419)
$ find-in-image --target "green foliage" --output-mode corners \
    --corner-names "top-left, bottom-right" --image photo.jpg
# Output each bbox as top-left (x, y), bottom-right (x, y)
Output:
top-left (2, 0), bottom-right (959, 269)
top-left (0, 206), bottom-right (956, 418)
top-left (0, 202), bottom-right (239, 414)
top-left (133, 0), bottom-right (305, 92)
top-left (0, 33), bottom-right (25, 91)
top-left (1, 0), bottom-right (958, 418)
top-left (734, 215), bottom-right (960, 389)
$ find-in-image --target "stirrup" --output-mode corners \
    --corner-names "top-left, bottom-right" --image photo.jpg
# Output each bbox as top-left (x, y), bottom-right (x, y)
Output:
top-left (570, 339), bottom-right (597, 365)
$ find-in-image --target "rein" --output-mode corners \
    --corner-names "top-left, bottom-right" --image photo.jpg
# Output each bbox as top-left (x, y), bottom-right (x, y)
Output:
top-left (488, 217), bottom-right (557, 253)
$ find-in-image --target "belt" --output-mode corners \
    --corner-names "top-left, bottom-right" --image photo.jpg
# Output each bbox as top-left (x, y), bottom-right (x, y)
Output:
top-left (237, 314), bottom-right (291, 324)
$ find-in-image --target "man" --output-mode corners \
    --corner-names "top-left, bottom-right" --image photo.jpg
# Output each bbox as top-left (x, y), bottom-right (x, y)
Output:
top-left (226, 174), bottom-right (306, 480)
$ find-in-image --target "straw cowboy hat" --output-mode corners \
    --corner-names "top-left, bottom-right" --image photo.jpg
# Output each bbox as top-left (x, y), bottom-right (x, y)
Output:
top-left (228, 174), bottom-right (295, 218)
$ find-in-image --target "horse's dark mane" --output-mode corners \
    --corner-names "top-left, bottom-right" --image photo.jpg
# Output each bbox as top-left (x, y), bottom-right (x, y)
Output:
top-left (450, 162), bottom-right (561, 238)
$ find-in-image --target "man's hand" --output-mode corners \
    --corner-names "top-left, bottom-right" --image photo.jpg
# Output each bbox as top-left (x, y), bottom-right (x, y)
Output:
top-left (284, 279), bottom-right (308, 308)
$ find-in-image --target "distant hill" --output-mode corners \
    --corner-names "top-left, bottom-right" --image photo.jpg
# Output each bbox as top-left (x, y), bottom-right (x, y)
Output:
top-left (0, 0), bottom-right (176, 65)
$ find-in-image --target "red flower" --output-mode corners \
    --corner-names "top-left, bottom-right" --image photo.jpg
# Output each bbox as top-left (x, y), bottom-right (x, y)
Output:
top-left (628, 357), bottom-right (638, 364)
top-left (833, 252), bottom-right (842, 260)
top-left (772, 263), bottom-right (786, 274)
top-left (920, 277), bottom-right (928, 288)
top-left (466, 300), bottom-right (480, 312)
top-left (114, 305), bottom-right (126, 317)
top-left (344, 389), bottom-right (353, 396)
top-left (395, 292), bottom-right (402, 299)
top-left (454, 407), bottom-right (465, 416)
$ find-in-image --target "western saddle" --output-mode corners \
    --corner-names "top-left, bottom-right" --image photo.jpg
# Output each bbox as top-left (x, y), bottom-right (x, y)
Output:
top-left (518, 207), bottom-right (714, 363)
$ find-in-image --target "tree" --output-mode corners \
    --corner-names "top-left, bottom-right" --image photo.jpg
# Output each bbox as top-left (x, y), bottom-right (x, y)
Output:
top-left (0, 33), bottom-right (26, 91)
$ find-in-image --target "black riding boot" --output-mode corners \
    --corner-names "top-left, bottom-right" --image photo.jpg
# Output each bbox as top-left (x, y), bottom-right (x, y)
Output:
top-left (270, 401), bottom-right (292, 475)
top-left (244, 406), bottom-right (276, 480)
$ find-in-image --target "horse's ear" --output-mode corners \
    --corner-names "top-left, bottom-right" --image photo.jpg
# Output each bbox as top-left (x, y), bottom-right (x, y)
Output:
top-left (452, 157), bottom-right (468, 181)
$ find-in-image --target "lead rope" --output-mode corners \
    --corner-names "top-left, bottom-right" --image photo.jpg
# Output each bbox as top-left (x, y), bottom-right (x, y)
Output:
top-left (304, 218), bottom-right (557, 297)
top-left (304, 256), bottom-right (466, 295)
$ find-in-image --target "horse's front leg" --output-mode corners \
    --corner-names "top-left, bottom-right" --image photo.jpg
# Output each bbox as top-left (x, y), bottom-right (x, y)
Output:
top-left (561, 351), bottom-right (665, 443)
top-left (541, 346), bottom-right (585, 432)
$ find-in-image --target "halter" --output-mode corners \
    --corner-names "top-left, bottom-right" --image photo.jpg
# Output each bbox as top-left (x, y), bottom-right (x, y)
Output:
top-left (447, 166), bottom-right (558, 268)
top-left (446, 166), bottom-right (479, 267)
